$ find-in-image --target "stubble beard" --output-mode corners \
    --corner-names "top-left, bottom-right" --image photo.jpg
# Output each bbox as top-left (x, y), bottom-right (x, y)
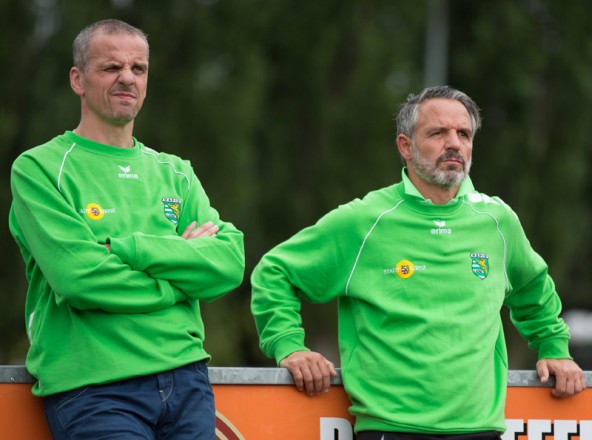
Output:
top-left (411, 143), bottom-right (471, 188)
top-left (109, 106), bottom-right (139, 124)
top-left (107, 87), bottom-right (142, 124)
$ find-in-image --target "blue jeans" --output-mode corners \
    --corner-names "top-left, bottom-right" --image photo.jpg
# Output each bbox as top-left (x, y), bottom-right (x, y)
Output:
top-left (44, 361), bottom-right (215, 439)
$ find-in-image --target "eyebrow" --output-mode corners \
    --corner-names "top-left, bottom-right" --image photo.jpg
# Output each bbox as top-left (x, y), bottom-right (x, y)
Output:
top-left (426, 126), bottom-right (474, 137)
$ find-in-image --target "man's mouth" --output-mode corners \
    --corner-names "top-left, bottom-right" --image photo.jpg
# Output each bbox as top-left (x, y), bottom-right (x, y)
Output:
top-left (437, 154), bottom-right (464, 167)
top-left (112, 90), bottom-right (137, 100)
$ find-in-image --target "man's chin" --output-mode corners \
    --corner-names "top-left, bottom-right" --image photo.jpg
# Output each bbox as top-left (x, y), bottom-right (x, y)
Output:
top-left (109, 110), bottom-right (139, 124)
top-left (434, 171), bottom-right (466, 187)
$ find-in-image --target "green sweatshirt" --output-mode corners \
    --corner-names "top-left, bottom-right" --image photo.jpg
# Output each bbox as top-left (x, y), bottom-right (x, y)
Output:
top-left (10, 131), bottom-right (245, 396)
top-left (251, 169), bottom-right (571, 434)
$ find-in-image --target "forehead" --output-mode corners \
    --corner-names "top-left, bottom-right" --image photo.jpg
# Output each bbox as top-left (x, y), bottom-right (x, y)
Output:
top-left (87, 31), bottom-right (149, 63)
top-left (416, 98), bottom-right (471, 130)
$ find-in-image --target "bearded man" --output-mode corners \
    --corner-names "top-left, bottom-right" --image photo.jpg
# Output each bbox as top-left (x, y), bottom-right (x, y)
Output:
top-left (250, 86), bottom-right (585, 440)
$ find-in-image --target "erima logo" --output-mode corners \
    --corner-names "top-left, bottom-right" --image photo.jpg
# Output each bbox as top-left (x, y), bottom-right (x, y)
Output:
top-left (431, 220), bottom-right (451, 235)
top-left (118, 165), bottom-right (139, 179)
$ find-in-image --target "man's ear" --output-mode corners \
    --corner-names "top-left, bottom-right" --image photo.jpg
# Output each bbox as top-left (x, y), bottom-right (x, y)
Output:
top-left (396, 134), bottom-right (413, 163)
top-left (70, 67), bottom-right (84, 97)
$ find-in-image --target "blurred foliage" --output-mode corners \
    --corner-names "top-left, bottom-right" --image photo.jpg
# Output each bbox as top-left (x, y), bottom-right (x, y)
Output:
top-left (1, 0), bottom-right (591, 370)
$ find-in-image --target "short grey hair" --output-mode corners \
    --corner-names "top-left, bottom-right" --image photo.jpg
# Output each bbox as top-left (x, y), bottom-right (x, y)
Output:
top-left (73, 19), bottom-right (149, 71)
top-left (396, 85), bottom-right (481, 139)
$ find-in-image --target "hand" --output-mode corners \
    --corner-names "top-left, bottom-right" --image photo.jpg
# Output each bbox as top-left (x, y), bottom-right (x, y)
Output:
top-left (280, 350), bottom-right (338, 397)
top-left (536, 358), bottom-right (587, 397)
top-left (181, 221), bottom-right (219, 240)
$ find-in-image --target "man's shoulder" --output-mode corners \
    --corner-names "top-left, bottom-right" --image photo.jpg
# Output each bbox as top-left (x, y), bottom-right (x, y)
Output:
top-left (137, 143), bottom-right (192, 170)
top-left (463, 191), bottom-right (518, 219)
top-left (303, 183), bottom-right (402, 238)
top-left (349, 182), bottom-right (402, 210)
top-left (324, 182), bottom-right (403, 221)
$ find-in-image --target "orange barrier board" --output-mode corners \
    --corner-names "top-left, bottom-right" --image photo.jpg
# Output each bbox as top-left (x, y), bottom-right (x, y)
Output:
top-left (1, 370), bottom-right (591, 439)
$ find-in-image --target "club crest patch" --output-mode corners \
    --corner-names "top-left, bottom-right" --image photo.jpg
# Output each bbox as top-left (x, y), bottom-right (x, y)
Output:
top-left (470, 253), bottom-right (489, 280)
top-left (162, 197), bottom-right (181, 224)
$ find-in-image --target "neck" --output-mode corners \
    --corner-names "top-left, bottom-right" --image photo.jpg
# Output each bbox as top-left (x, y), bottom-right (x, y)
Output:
top-left (406, 168), bottom-right (459, 205)
top-left (73, 119), bottom-right (135, 149)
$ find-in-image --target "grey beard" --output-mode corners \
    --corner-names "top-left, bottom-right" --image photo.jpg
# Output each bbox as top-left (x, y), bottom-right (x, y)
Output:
top-left (411, 148), bottom-right (471, 188)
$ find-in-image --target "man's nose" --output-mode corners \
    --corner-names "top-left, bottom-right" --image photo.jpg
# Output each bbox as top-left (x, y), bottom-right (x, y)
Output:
top-left (444, 131), bottom-right (463, 150)
top-left (118, 67), bottom-right (135, 84)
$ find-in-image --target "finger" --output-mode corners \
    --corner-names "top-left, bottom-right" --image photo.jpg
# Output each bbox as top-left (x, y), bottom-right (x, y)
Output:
top-left (328, 360), bottom-right (338, 377)
top-left (191, 221), bottom-right (218, 238)
top-left (310, 356), bottom-right (335, 395)
top-left (292, 367), bottom-right (306, 393)
top-left (301, 364), bottom-right (319, 396)
top-left (295, 358), bottom-right (326, 396)
top-left (285, 364), bottom-right (305, 392)
top-left (184, 222), bottom-right (219, 240)
top-left (203, 223), bottom-right (219, 236)
top-left (322, 360), bottom-right (337, 393)
top-left (181, 221), bottom-right (197, 239)
top-left (280, 358), bottom-right (305, 393)
top-left (552, 375), bottom-right (567, 397)
top-left (562, 378), bottom-right (575, 397)
top-left (568, 371), bottom-right (586, 396)
top-left (280, 351), bottom-right (332, 396)
top-left (567, 378), bottom-right (576, 396)
top-left (537, 360), bottom-right (550, 383)
top-left (320, 375), bottom-right (330, 394)
top-left (578, 373), bottom-right (587, 392)
top-left (311, 364), bottom-right (327, 396)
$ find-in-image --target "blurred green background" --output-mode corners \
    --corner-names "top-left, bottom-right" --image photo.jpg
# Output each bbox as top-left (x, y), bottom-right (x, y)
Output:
top-left (1, 0), bottom-right (591, 371)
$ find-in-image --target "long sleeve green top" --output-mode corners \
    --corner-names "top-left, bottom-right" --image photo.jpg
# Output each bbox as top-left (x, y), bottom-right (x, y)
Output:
top-left (10, 131), bottom-right (245, 396)
top-left (251, 169), bottom-right (571, 434)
